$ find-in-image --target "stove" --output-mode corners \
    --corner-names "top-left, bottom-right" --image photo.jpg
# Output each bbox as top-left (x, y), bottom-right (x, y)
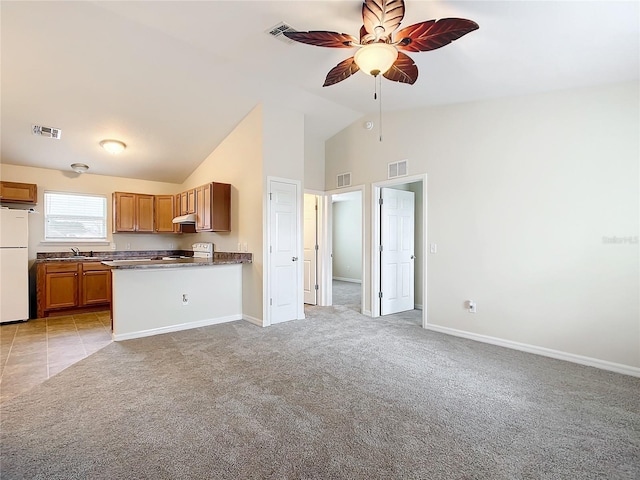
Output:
top-left (191, 242), bottom-right (214, 259)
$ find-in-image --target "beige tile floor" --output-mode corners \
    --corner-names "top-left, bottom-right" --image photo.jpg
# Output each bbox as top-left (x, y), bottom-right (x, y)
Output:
top-left (0, 311), bottom-right (112, 405)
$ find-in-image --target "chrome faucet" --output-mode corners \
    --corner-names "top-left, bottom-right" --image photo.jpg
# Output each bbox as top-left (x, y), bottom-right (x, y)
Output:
top-left (71, 247), bottom-right (80, 256)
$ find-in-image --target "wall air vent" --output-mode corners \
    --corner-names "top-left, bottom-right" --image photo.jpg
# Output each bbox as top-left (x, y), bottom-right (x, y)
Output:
top-left (337, 172), bottom-right (352, 189)
top-left (266, 22), bottom-right (298, 44)
top-left (32, 125), bottom-right (62, 139)
top-left (388, 160), bottom-right (408, 179)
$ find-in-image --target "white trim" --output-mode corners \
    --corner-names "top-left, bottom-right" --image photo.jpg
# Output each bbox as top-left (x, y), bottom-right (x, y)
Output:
top-left (362, 309), bottom-right (372, 316)
top-left (333, 277), bottom-right (362, 283)
top-left (427, 324), bottom-right (640, 378)
top-left (242, 314), bottom-right (264, 327)
top-left (113, 314), bottom-right (242, 341)
top-left (414, 304), bottom-right (423, 310)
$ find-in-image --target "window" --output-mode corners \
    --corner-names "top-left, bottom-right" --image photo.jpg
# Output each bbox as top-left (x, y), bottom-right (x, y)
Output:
top-left (44, 191), bottom-right (107, 241)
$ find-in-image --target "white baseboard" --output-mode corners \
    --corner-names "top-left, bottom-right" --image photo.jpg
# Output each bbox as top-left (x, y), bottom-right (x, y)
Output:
top-left (333, 277), bottom-right (362, 284)
top-left (113, 314), bottom-right (242, 341)
top-left (362, 309), bottom-right (372, 316)
top-left (414, 304), bottom-right (423, 310)
top-left (242, 314), bottom-right (263, 327)
top-left (426, 324), bottom-right (640, 378)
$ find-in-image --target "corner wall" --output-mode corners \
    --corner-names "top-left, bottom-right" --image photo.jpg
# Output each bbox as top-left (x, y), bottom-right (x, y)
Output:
top-left (181, 105), bottom-right (264, 323)
top-left (325, 82), bottom-right (639, 369)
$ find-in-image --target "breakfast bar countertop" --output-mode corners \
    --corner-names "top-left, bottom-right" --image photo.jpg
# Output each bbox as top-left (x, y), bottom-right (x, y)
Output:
top-left (102, 252), bottom-right (252, 269)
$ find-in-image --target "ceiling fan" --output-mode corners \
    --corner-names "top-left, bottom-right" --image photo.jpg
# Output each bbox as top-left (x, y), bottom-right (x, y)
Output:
top-left (284, 0), bottom-right (479, 87)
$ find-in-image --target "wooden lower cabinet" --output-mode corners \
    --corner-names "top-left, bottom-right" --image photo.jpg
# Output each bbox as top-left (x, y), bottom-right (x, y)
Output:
top-left (81, 262), bottom-right (111, 305)
top-left (37, 261), bottom-right (111, 318)
top-left (43, 264), bottom-right (79, 312)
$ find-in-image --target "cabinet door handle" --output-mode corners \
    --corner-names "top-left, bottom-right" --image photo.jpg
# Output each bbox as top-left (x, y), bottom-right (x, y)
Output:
top-left (292, 256), bottom-right (298, 262)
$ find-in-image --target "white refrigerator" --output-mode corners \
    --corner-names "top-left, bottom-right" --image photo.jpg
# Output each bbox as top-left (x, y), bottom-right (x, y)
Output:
top-left (0, 208), bottom-right (29, 323)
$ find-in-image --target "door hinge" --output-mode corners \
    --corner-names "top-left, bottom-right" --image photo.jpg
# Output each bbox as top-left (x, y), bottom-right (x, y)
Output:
top-left (378, 198), bottom-right (383, 205)
top-left (314, 284), bottom-right (319, 291)
top-left (378, 292), bottom-right (383, 299)
top-left (270, 298), bottom-right (273, 306)
top-left (379, 245), bottom-right (383, 252)
top-left (314, 245), bottom-right (319, 251)
top-left (269, 192), bottom-right (273, 200)
top-left (269, 245), bottom-right (272, 253)
top-left (315, 204), bottom-right (318, 211)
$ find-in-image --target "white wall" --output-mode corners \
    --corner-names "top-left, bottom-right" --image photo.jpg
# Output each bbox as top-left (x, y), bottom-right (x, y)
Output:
top-left (325, 82), bottom-right (639, 369)
top-left (332, 194), bottom-right (362, 282)
top-left (261, 102), bottom-right (306, 323)
top-left (304, 134), bottom-right (325, 191)
top-left (181, 105), bottom-right (264, 323)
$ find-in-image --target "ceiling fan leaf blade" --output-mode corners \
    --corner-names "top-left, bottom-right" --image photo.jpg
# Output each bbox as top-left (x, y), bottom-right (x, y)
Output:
top-left (283, 30), bottom-right (357, 48)
top-left (396, 18), bottom-right (479, 52)
top-left (382, 52), bottom-right (418, 84)
top-left (323, 57), bottom-right (360, 87)
top-left (362, 0), bottom-right (405, 38)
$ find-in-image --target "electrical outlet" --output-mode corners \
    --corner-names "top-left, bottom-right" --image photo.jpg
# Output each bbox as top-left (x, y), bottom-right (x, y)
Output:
top-left (126, 243), bottom-right (131, 250)
top-left (182, 294), bottom-right (189, 305)
top-left (237, 243), bottom-right (242, 252)
top-left (243, 242), bottom-right (248, 252)
top-left (468, 300), bottom-right (476, 313)
top-left (430, 243), bottom-right (437, 254)
top-left (169, 242), bottom-right (175, 249)
top-left (110, 243), bottom-right (116, 250)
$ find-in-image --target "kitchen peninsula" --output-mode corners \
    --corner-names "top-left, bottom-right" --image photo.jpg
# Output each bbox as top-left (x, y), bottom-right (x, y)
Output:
top-left (104, 252), bottom-right (252, 341)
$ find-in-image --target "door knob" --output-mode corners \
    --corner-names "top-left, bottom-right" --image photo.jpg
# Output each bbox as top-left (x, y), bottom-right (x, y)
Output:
top-left (292, 256), bottom-right (298, 261)
top-left (411, 255), bottom-right (416, 259)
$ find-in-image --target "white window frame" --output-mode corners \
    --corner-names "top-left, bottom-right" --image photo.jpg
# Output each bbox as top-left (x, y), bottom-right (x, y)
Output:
top-left (43, 191), bottom-right (108, 244)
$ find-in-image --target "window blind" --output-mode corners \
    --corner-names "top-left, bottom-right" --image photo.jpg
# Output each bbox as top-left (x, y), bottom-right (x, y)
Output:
top-left (44, 191), bottom-right (107, 240)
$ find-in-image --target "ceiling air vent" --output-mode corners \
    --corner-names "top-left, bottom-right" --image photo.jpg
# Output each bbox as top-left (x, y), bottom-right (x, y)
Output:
top-left (32, 124), bottom-right (62, 139)
top-left (337, 172), bottom-right (352, 189)
top-left (266, 22), bottom-right (298, 44)
top-left (388, 160), bottom-right (408, 179)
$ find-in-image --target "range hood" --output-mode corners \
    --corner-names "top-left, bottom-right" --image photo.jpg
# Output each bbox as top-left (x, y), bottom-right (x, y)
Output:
top-left (172, 213), bottom-right (196, 224)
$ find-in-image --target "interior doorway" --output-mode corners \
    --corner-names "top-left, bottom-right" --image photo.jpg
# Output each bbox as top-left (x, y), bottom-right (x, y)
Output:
top-left (372, 175), bottom-right (427, 328)
top-left (331, 190), bottom-right (363, 313)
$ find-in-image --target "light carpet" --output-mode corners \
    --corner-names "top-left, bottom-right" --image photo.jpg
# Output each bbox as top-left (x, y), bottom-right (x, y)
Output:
top-left (1, 305), bottom-right (638, 479)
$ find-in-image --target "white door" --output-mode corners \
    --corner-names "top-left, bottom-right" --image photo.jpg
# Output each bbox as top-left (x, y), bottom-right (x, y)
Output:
top-left (380, 187), bottom-right (415, 315)
top-left (303, 194), bottom-right (318, 305)
top-left (269, 180), bottom-right (300, 324)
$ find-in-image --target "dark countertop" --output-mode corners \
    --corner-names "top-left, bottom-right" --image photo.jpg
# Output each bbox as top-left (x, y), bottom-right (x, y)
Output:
top-left (36, 250), bottom-right (186, 263)
top-left (103, 253), bottom-right (251, 269)
top-left (36, 250), bottom-right (252, 268)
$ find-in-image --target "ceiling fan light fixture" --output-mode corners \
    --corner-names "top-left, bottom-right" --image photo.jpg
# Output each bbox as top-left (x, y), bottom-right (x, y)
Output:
top-left (354, 43), bottom-right (398, 76)
top-left (100, 139), bottom-right (126, 155)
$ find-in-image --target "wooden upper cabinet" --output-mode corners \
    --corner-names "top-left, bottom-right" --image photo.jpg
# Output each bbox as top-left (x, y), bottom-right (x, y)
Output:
top-left (112, 183), bottom-right (229, 234)
top-left (187, 189), bottom-right (196, 214)
top-left (195, 182), bottom-right (230, 232)
top-left (136, 194), bottom-right (154, 232)
top-left (178, 190), bottom-right (195, 215)
top-left (0, 181), bottom-right (37, 204)
top-left (179, 192), bottom-right (188, 215)
top-left (113, 192), bottom-right (136, 232)
top-left (195, 184), bottom-right (211, 231)
top-left (154, 195), bottom-right (177, 233)
top-left (113, 192), bottom-right (155, 233)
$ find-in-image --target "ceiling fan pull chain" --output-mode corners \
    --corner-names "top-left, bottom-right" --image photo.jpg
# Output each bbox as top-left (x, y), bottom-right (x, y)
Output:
top-left (379, 75), bottom-right (383, 142)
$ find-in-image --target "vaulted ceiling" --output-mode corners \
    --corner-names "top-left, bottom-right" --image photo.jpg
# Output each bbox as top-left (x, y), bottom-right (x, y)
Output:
top-left (2, 1), bottom-right (638, 183)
